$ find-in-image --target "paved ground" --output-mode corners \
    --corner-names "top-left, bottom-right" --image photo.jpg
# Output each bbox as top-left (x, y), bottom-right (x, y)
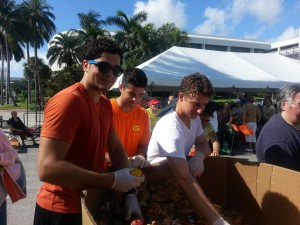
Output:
top-left (1, 109), bottom-right (257, 225)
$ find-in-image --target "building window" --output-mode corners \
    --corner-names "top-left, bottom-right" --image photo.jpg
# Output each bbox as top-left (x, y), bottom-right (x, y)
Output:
top-left (254, 49), bottom-right (265, 53)
top-left (205, 44), bottom-right (227, 51)
top-left (230, 46), bottom-right (251, 53)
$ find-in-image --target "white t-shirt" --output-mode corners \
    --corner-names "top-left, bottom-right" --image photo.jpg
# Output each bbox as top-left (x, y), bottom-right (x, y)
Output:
top-left (147, 109), bottom-right (203, 164)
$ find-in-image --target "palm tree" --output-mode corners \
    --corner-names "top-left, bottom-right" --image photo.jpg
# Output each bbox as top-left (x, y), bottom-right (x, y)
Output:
top-left (21, 0), bottom-right (56, 108)
top-left (0, 0), bottom-right (25, 104)
top-left (126, 23), bottom-right (159, 67)
top-left (156, 23), bottom-right (189, 52)
top-left (47, 30), bottom-right (82, 68)
top-left (106, 10), bottom-right (148, 53)
top-left (77, 11), bottom-right (110, 42)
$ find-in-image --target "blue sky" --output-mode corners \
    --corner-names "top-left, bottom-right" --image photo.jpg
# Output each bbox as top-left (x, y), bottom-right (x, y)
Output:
top-left (11, 0), bottom-right (300, 77)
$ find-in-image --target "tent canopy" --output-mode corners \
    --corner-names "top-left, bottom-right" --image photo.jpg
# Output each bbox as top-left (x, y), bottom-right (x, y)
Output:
top-left (112, 46), bottom-right (300, 92)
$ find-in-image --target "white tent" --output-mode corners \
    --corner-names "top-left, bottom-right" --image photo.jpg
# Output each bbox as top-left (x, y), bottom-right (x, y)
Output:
top-left (112, 46), bottom-right (300, 92)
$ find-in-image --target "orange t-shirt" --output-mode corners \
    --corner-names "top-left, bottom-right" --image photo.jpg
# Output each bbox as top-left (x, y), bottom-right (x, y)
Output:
top-left (36, 83), bottom-right (114, 213)
top-left (110, 98), bottom-right (150, 157)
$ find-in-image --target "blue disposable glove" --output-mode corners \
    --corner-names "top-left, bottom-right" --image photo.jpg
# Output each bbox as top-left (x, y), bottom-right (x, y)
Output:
top-left (125, 194), bottom-right (143, 221)
top-left (188, 151), bottom-right (205, 178)
top-left (129, 155), bottom-right (150, 168)
top-left (213, 218), bottom-right (230, 225)
top-left (111, 168), bottom-right (145, 192)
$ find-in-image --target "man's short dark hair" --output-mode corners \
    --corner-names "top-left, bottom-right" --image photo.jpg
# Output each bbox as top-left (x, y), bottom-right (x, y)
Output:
top-left (82, 38), bottom-right (123, 65)
top-left (121, 68), bottom-right (148, 88)
top-left (180, 72), bottom-right (214, 98)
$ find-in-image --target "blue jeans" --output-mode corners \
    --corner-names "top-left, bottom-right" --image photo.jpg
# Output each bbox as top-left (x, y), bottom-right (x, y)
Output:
top-left (0, 200), bottom-right (7, 225)
top-left (0, 171), bottom-right (25, 225)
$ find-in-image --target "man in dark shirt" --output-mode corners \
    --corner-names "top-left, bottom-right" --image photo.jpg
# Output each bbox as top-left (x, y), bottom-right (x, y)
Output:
top-left (256, 84), bottom-right (300, 171)
top-left (7, 111), bottom-right (38, 147)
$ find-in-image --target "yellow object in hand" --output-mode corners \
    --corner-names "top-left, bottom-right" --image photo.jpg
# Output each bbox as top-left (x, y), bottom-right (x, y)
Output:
top-left (130, 168), bottom-right (143, 177)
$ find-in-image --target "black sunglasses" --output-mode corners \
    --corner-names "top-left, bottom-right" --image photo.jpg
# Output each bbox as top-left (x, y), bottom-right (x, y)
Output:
top-left (87, 60), bottom-right (122, 77)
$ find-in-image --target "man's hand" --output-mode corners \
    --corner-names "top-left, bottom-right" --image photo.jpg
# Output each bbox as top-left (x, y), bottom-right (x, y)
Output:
top-left (125, 194), bottom-right (143, 221)
top-left (213, 218), bottom-right (230, 225)
top-left (129, 155), bottom-right (150, 168)
top-left (111, 168), bottom-right (145, 192)
top-left (188, 151), bottom-right (205, 178)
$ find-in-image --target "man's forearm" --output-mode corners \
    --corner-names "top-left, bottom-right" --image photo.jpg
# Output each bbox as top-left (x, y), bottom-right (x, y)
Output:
top-left (39, 159), bottom-right (115, 189)
top-left (176, 174), bottom-right (221, 223)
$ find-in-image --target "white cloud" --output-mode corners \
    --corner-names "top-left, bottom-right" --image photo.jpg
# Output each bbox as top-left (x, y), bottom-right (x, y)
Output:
top-left (193, 7), bottom-right (229, 36)
top-left (243, 26), bottom-right (265, 40)
top-left (274, 26), bottom-right (299, 42)
top-left (192, 0), bottom-right (283, 37)
top-left (231, 0), bottom-right (282, 25)
top-left (134, 0), bottom-right (187, 29)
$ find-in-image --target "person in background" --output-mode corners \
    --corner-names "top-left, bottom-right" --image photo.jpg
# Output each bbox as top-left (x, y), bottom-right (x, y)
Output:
top-left (140, 91), bottom-right (151, 109)
top-left (262, 97), bottom-right (276, 124)
top-left (238, 92), bottom-right (247, 106)
top-left (146, 99), bottom-right (160, 132)
top-left (242, 96), bottom-right (261, 153)
top-left (33, 38), bottom-right (144, 225)
top-left (199, 102), bottom-right (220, 156)
top-left (217, 102), bottom-right (233, 149)
top-left (147, 73), bottom-right (230, 225)
top-left (0, 129), bottom-right (22, 225)
top-left (7, 111), bottom-right (38, 147)
top-left (110, 68), bottom-right (150, 169)
top-left (256, 84), bottom-right (300, 171)
top-left (168, 95), bottom-right (174, 104)
top-left (232, 99), bottom-right (243, 125)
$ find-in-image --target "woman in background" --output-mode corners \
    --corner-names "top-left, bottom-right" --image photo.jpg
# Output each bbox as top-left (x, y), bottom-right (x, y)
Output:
top-left (0, 129), bottom-right (21, 225)
top-left (200, 102), bottom-right (220, 156)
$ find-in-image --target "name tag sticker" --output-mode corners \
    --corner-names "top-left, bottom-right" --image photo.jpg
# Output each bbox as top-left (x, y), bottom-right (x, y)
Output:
top-left (132, 126), bottom-right (140, 132)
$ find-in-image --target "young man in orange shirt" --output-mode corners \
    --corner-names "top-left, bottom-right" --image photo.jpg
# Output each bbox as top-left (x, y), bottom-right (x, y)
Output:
top-left (110, 68), bottom-right (150, 169)
top-left (110, 68), bottom-right (150, 221)
top-left (33, 38), bottom-right (144, 225)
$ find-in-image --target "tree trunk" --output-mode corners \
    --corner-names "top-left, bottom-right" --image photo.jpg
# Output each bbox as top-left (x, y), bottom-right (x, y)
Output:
top-left (26, 43), bottom-right (32, 104)
top-left (0, 49), bottom-right (4, 105)
top-left (5, 40), bottom-right (10, 104)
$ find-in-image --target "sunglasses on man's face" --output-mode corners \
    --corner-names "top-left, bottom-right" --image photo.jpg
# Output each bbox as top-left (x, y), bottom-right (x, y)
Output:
top-left (87, 60), bottom-right (122, 77)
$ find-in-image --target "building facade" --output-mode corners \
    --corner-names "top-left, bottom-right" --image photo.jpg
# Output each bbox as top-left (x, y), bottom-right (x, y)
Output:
top-left (185, 28), bottom-right (300, 61)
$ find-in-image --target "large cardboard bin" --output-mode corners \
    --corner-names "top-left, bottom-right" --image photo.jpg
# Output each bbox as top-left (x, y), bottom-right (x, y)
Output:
top-left (81, 157), bottom-right (300, 225)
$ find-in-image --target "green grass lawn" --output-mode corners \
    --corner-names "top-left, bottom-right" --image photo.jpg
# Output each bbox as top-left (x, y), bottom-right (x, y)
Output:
top-left (0, 102), bottom-right (29, 110)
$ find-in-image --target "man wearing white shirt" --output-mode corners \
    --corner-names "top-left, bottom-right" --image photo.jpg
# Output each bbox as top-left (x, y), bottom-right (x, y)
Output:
top-left (147, 73), bottom-right (230, 225)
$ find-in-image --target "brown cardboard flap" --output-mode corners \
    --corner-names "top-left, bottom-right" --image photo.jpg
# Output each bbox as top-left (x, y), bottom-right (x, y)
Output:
top-left (261, 165), bottom-right (300, 225)
top-left (199, 156), bottom-right (228, 207)
top-left (81, 191), bottom-right (96, 225)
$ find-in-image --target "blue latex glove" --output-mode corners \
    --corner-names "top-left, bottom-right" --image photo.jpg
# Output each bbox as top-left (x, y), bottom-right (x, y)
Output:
top-left (111, 168), bottom-right (145, 192)
top-left (213, 218), bottom-right (230, 225)
top-left (188, 151), bottom-right (205, 178)
top-left (125, 194), bottom-right (143, 221)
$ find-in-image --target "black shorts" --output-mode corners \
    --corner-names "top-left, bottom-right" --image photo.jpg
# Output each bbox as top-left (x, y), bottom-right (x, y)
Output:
top-left (33, 203), bottom-right (82, 225)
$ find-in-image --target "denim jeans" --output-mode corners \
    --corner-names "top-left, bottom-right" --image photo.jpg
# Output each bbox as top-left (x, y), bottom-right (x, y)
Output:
top-left (0, 200), bottom-right (7, 225)
top-left (0, 171), bottom-right (26, 225)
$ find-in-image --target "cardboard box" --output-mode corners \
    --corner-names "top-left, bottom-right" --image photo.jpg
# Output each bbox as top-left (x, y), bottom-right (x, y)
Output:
top-left (81, 157), bottom-right (300, 225)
